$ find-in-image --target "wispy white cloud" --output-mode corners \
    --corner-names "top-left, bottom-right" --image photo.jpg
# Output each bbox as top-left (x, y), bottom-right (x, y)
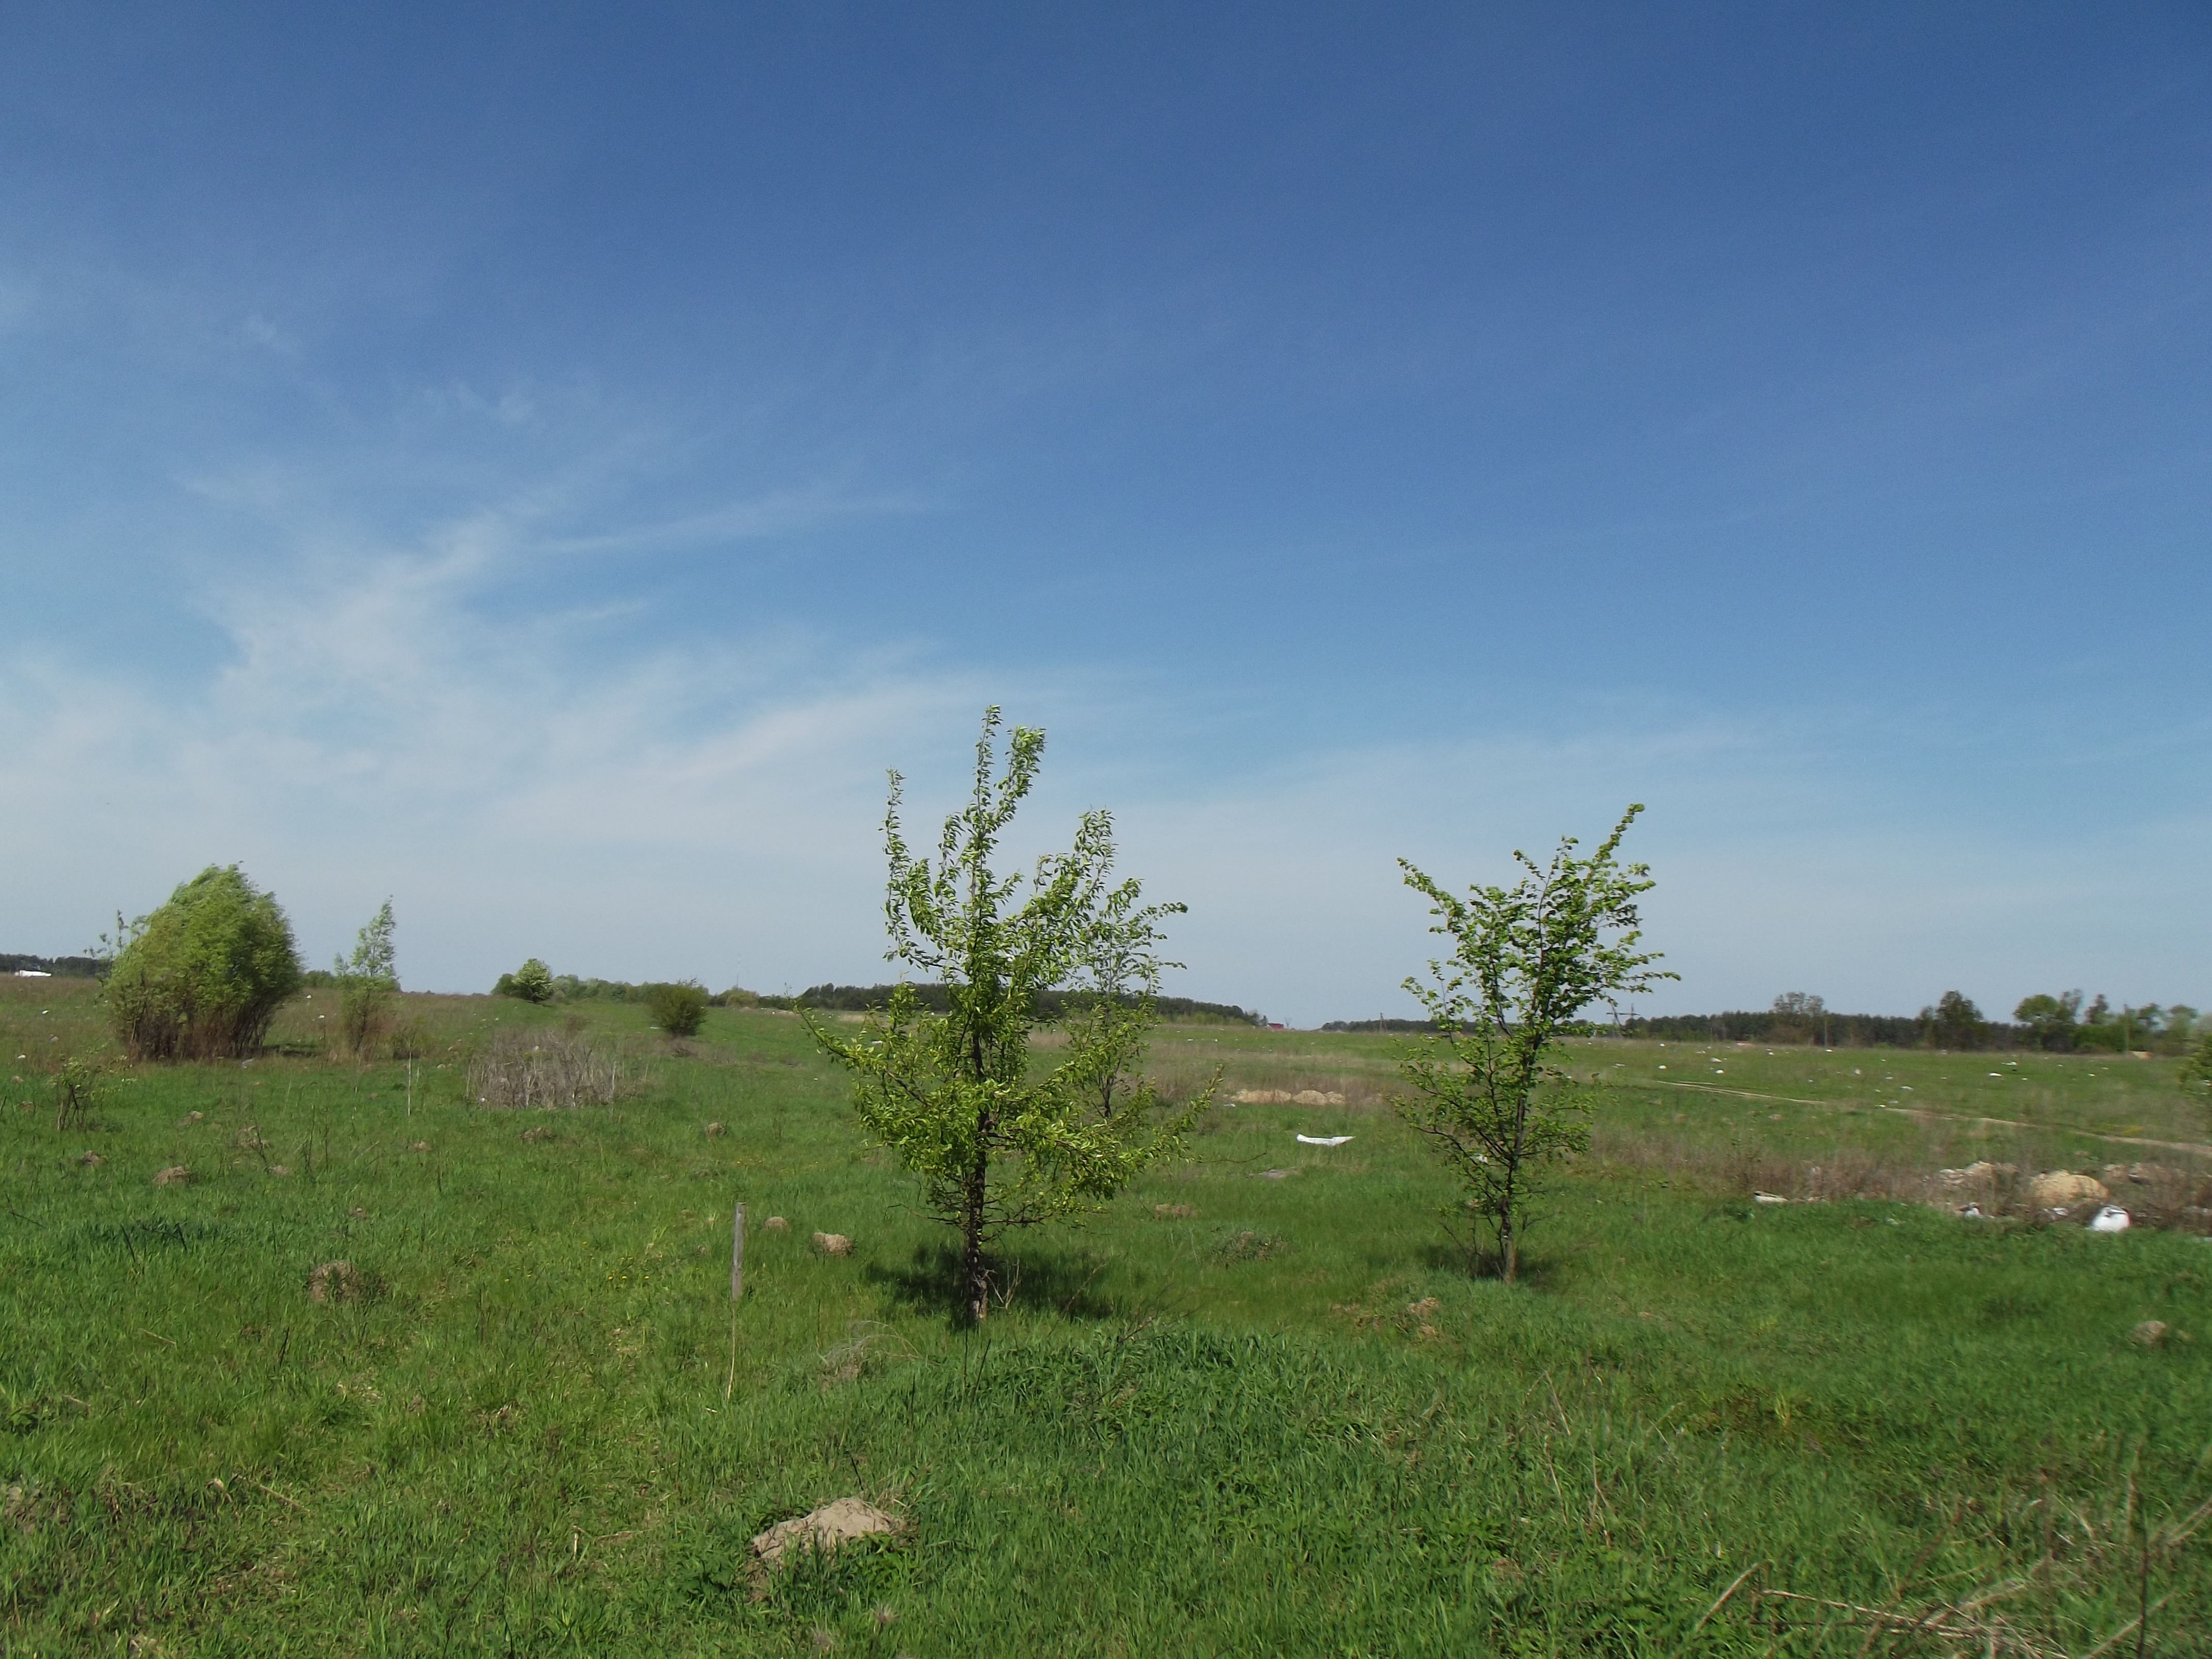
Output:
top-left (542, 488), bottom-right (933, 555)
top-left (5, 498), bottom-right (2204, 1020)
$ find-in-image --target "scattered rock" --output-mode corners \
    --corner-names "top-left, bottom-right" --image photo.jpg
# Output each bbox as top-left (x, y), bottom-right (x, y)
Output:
top-left (1294, 1089), bottom-right (1346, 1107)
top-left (2103, 1162), bottom-right (2177, 1187)
top-left (152, 1165), bottom-right (189, 1188)
top-left (763, 1216), bottom-right (789, 1232)
top-left (2132, 1320), bottom-right (2169, 1348)
top-left (1231, 1088), bottom-right (1347, 1106)
top-left (813, 1232), bottom-right (853, 1256)
top-left (705, 1122), bottom-right (726, 1138)
top-left (751, 1497), bottom-right (902, 1571)
top-left (307, 1260), bottom-right (366, 1304)
top-left (2029, 1172), bottom-right (2107, 1208)
top-left (2088, 1206), bottom-right (2132, 1233)
top-left (78, 1151), bottom-right (104, 1167)
top-left (410, 1141), bottom-right (430, 1153)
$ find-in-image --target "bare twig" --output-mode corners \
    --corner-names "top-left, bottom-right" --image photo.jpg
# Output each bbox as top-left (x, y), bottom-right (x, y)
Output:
top-left (1692, 1563), bottom-right (1764, 1630)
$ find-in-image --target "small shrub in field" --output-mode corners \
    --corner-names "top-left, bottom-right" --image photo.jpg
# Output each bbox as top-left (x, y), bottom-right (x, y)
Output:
top-left (495, 958), bottom-right (555, 1003)
top-left (646, 980), bottom-right (708, 1037)
top-left (105, 865), bottom-right (304, 1061)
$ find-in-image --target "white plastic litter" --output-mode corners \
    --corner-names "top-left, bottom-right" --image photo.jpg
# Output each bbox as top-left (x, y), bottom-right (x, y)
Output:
top-left (2088, 1206), bottom-right (2132, 1233)
top-left (1752, 1192), bottom-right (1786, 1205)
top-left (1295, 1134), bottom-right (1353, 1147)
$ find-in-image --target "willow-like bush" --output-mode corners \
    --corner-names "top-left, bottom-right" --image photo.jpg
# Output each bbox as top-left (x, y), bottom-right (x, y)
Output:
top-left (645, 979), bottom-right (708, 1037)
top-left (106, 865), bottom-right (303, 1061)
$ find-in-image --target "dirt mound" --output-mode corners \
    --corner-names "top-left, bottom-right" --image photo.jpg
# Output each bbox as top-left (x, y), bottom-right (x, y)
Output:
top-left (1232, 1088), bottom-right (1347, 1106)
top-left (2029, 1172), bottom-right (2108, 1209)
top-left (751, 1497), bottom-right (902, 1571)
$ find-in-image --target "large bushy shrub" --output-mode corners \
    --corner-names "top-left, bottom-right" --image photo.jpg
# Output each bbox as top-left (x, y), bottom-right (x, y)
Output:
top-left (645, 980), bottom-right (708, 1037)
top-left (106, 866), bottom-right (303, 1061)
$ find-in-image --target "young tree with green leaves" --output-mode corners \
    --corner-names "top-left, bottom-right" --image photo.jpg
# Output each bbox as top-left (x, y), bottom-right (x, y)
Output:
top-left (1921, 990), bottom-right (1988, 1051)
top-left (2013, 991), bottom-right (2083, 1051)
top-left (496, 958), bottom-right (555, 1004)
top-left (334, 899), bottom-right (397, 1059)
top-left (2182, 1033), bottom-right (2212, 1099)
top-left (1395, 806), bottom-right (1672, 1284)
top-left (811, 708), bottom-right (1210, 1323)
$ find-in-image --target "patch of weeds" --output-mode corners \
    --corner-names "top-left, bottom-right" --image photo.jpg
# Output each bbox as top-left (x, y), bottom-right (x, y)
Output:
top-left (1209, 1228), bottom-right (1288, 1264)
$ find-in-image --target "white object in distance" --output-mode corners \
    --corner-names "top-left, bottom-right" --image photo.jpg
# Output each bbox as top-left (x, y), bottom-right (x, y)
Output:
top-left (1296, 1134), bottom-right (1353, 1147)
top-left (2088, 1206), bottom-right (2132, 1233)
top-left (1752, 1192), bottom-right (1787, 1205)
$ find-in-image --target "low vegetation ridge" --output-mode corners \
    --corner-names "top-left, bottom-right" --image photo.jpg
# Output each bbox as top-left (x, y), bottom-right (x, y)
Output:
top-left (777, 982), bottom-right (1262, 1026)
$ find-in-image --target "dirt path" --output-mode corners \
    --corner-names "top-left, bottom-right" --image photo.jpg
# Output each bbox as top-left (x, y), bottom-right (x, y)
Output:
top-left (1624, 1078), bottom-right (2212, 1162)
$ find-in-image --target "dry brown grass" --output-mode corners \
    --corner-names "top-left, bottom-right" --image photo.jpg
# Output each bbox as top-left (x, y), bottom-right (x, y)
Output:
top-left (1584, 1129), bottom-right (2212, 1233)
top-left (466, 1025), bottom-right (647, 1110)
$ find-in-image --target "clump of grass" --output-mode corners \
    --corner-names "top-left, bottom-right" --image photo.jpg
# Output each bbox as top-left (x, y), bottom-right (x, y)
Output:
top-left (305, 1260), bottom-right (369, 1304)
top-left (1209, 1228), bottom-right (1287, 1263)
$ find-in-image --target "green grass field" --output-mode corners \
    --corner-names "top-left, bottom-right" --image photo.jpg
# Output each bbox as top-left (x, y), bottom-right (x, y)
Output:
top-left (5, 978), bottom-right (2209, 1655)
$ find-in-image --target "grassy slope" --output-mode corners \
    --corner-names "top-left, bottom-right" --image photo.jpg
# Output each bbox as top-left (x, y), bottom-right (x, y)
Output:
top-left (3, 980), bottom-right (2208, 1655)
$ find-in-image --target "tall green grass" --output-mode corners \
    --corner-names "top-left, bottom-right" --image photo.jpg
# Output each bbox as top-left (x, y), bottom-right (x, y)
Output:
top-left (2, 981), bottom-right (2206, 1653)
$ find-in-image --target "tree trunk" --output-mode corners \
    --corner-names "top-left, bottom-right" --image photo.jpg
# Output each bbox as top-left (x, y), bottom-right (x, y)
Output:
top-left (1494, 1177), bottom-right (1519, 1283)
top-left (962, 1151), bottom-right (990, 1323)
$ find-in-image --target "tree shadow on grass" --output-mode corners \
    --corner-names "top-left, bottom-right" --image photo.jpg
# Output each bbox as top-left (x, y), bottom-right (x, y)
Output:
top-left (862, 1239), bottom-right (1127, 1325)
top-left (1412, 1235), bottom-right (1570, 1290)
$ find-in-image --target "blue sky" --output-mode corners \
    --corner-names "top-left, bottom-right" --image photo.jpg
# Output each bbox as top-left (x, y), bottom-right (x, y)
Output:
top-left (3, 3), bottom-right (2207, 1025)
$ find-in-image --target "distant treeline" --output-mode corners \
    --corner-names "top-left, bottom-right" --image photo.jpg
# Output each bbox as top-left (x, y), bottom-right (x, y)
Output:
top-left (1, 953), bottom-right (105, 978)
top-left (1321, 1001), bottom-right (2203, 1054)
top-left (488, 971), bottom-right (758, 1007)
top-left (1621, 1011), bottom-right (1962, 1047)
top-left (1319, 1011), bottom-right (2019, 1047)
top-left (1623, 990), bottom-right (2203, 1054)
top-left (775, 983), bottom-right (1263, 1026)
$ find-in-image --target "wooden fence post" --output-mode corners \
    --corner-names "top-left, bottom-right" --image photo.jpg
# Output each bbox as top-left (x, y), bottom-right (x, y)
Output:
top-left (724, 1199), bottom-right (745, 1402)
